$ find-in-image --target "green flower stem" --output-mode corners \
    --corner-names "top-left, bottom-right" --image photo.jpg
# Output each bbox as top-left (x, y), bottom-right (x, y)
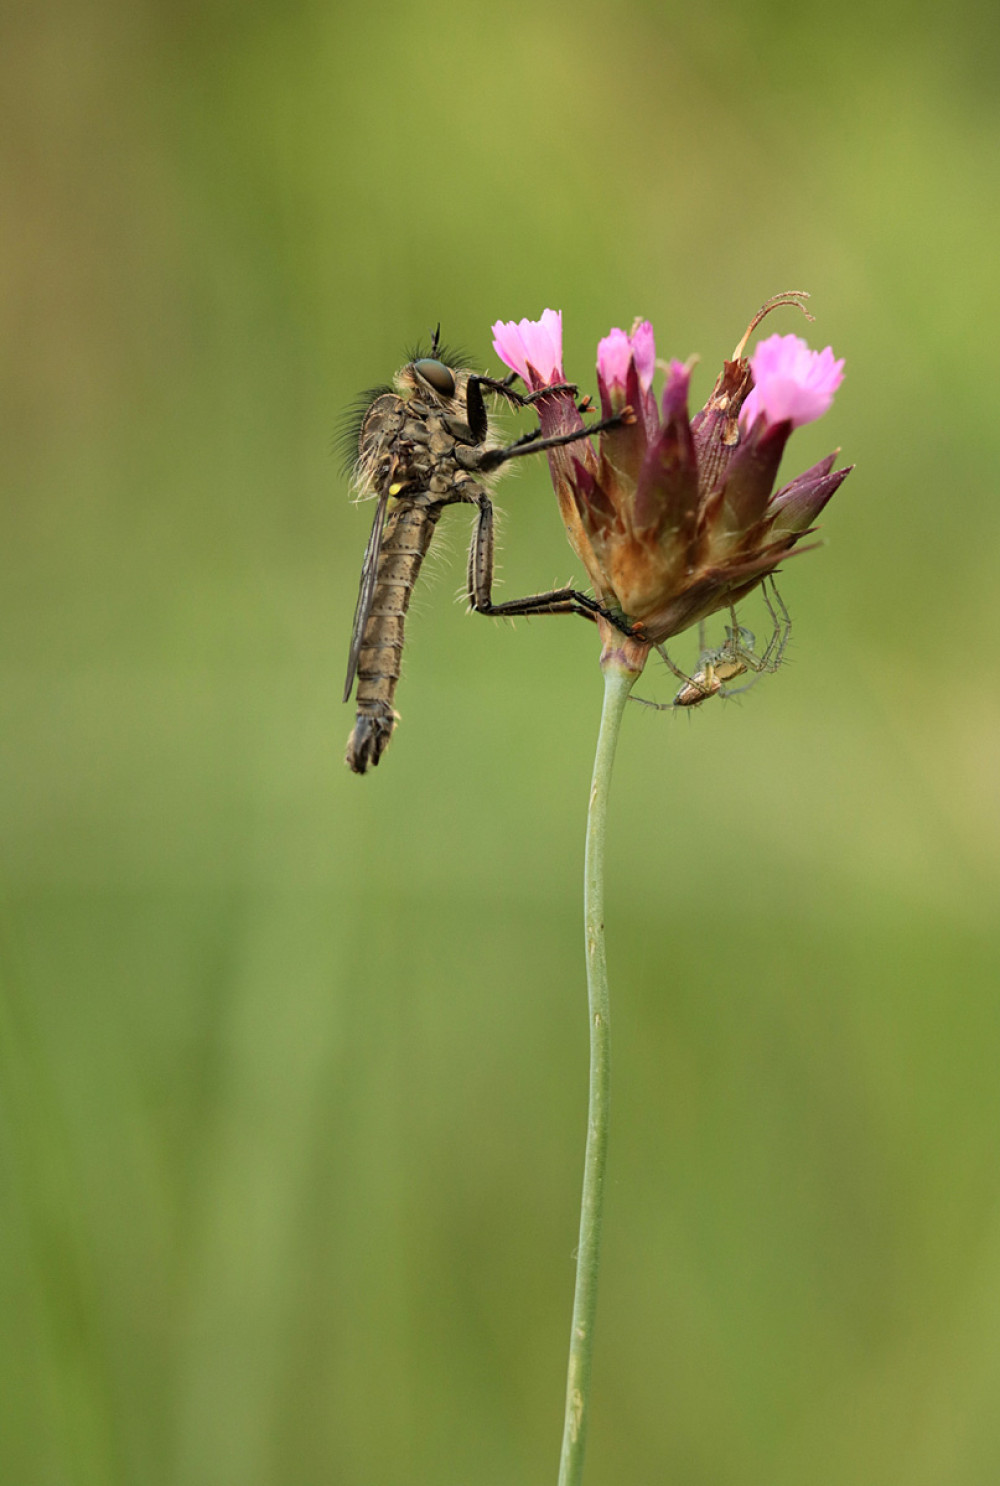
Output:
top-left (557, 656), bottom-right (637, 1486)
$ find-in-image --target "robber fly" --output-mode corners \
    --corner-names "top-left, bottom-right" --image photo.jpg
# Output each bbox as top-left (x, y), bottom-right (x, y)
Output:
top-left (634, 576), bottom-right (792, 711)
top-left (342, 330), bottom-right (637, 773)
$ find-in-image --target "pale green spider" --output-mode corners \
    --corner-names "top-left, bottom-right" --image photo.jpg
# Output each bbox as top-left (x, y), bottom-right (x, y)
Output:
top-left (635, 575), bottom-right (791, 711)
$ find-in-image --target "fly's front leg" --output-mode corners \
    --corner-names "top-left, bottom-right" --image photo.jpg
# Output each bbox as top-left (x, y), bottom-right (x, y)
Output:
top-left (468, 373), bottom-right (580, 408)
top-left (475, 373), bottom-right (592, 415)
top-left (464, 372), bottom-right (624, 447)
top-left (472, 409), bottom-right (635, 476)
top-left (464, 374), bottom-right (583, 443)
top-left (463, 485), bottom-right (642, 638)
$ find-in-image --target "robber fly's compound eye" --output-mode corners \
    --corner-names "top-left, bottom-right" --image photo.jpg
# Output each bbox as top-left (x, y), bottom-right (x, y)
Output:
top-left (412, 359), bottom-right (456, 398)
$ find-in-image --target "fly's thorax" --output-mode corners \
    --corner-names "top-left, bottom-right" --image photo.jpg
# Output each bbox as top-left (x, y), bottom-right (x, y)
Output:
top-left (395, 359), bottom-right (473, 421)
top-left (353, 392), bottom-right (406, 498)
top-left (352, 353), bottom-right (509, 506)
top-left (352, 388), bottom-right (458, 503)
top-left (399, 361), bottom-right (505, 473)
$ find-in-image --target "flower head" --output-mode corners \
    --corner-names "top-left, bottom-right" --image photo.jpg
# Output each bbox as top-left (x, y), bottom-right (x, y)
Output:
top-left (493, 295), bottom-right (851, 648)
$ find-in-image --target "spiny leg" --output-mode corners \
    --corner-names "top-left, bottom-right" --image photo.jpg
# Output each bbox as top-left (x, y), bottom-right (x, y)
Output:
top-left (462, 372), bottom-right (631, 459)
top-left (464, 486), bottom-right (642, 638)
top-left (472, 409), bottom-right (634, 476)
top-left (472, 370), bottom-right (595, 419)
top-left (464, 374), bottom-right (583, 441)
top-left (728, 577), bottom-right (790, 676)
top-left (758, 575), bottom-right (792, 671)
top-left (655, 642), bottom-right (693, 686)
top-left (469, 373), bottom-right (581, 408)
top-left (716, 578), bottom-right (791, 697)
top-left (627, 641), bottom-right (713, 710)
top-left (629, 693), bottom-right (676, 713)
top-left (744, 582), bottom-right (782, 672)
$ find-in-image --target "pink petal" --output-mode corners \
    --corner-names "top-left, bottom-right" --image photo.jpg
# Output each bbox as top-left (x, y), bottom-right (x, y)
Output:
top-left (596, 328), bottom-right (633, 394)
top-left (596, 320), bottom-right (657, 397)
top-left (629, 320), bottom-right (656, 394)
top-left (740, 333), bottom-right (845, 431)
top-left (491, 308), bottom-right (564, 388)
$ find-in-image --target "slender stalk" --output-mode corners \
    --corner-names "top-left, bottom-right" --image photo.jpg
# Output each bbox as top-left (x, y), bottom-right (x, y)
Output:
top-left (557, 656), bottom-right (637, 1486)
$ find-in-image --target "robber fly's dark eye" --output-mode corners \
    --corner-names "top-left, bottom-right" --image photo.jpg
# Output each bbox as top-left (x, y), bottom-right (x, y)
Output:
top-left (413, 359), bottom-right (456, 398)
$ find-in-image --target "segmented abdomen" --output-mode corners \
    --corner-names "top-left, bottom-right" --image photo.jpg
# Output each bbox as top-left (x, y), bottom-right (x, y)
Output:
top-left (345, 500), bottom-right (443, 773)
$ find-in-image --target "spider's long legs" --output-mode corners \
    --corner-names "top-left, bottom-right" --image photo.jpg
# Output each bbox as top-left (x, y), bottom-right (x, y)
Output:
top-left (655, 643), bottom-right (696, 686)
top-left (717, 576), bottom-right (791, 697)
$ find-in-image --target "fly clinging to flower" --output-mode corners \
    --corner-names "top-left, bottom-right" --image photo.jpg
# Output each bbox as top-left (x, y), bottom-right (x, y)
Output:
top-left (343, 297), bottom-right (851, 771)
top-left (342, 327), bottom-right (641, 773)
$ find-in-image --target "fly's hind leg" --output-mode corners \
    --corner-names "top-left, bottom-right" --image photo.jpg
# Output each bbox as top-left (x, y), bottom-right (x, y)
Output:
top-left (463, 485), bottom-right (643, 639)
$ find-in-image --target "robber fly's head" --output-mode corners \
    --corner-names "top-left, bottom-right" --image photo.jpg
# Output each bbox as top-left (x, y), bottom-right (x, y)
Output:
top-left (396, 351), bottom-right (471, 412)
top-left (397, 326), bottom-right (472, 406)
top-left (342, 333), bottom-right (469, 483)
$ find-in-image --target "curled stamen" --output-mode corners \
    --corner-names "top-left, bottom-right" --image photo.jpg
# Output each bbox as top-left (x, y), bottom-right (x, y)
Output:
top-left (732, 291), bottom-right (814, 361)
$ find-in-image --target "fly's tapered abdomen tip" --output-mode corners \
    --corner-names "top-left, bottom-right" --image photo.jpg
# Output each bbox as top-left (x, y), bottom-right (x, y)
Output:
top-left (345, 706), bottom-right (397, 774)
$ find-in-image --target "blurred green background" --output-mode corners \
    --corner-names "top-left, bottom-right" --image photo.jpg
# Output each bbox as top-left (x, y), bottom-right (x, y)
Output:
top-left (3, 1), bottom-right (1000, 1482)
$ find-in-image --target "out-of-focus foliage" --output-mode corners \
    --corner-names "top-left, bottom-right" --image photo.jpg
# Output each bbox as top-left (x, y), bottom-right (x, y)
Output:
top-left (3, 2), bottom-right (999, 1483)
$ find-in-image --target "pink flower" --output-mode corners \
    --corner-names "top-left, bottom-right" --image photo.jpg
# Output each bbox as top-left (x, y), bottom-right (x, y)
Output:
top-left (597, 319), bottom-right (656, 399)
top-left (596, 328), bottom-right (633, 397)
top-left (740, 333), bottom-right (845, 431)
top-left (595, 319), bottom-right (660, 458)
top-left (492, 308), bottom-right (564, 390)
